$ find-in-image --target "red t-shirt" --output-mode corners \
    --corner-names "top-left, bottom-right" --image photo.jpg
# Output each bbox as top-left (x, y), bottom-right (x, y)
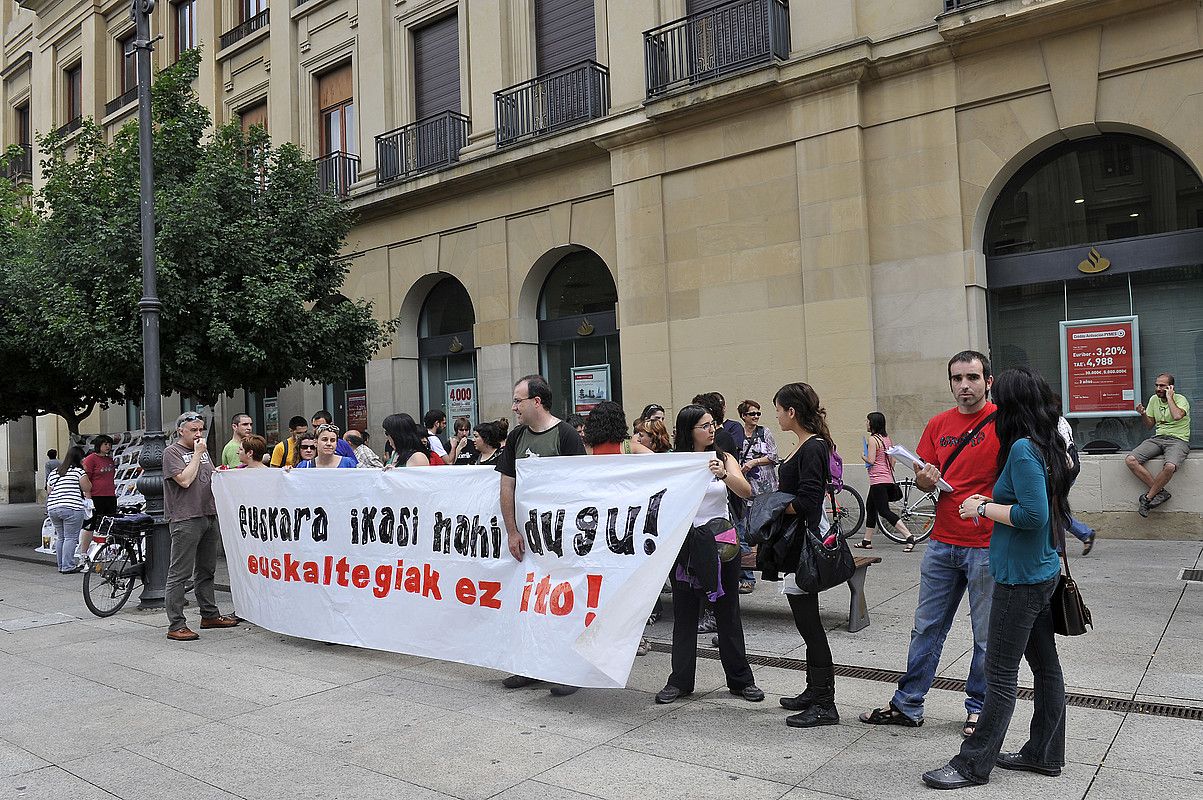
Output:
top-left (915, 403), bottom-right (1000, 548)
top-left (82, 452), bottom-right (117, 497)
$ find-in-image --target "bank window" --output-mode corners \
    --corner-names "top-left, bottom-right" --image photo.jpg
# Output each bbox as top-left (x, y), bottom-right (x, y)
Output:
top-left (175, 0), bottom-right (198, 59)
top-left (64, 63), bottom-right (82, 124)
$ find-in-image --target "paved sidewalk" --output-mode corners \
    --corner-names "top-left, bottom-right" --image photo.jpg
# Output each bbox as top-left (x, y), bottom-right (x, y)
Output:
top-left (1, 502), bottom-right (1201, 799)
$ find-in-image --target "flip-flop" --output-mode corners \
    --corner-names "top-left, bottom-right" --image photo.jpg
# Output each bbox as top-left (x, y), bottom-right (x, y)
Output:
top-left (903, 536), bottom-right (916, 552)
top-left (853, 540), bottom-right (874, 550)
top-left (859, 703), bottom-right (923, 727)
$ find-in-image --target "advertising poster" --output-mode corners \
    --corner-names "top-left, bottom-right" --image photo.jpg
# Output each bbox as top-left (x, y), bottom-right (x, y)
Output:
top-left (444, 378), bottom-right (477, 427)
top-left (264, 397), bottom-right (280, 446)
top-left (571, 364), bottom-right (611, 414)
top-left (346, 389), bottom-right (369, 433)
top-left (1059, 315), bottom-right (1141, 417)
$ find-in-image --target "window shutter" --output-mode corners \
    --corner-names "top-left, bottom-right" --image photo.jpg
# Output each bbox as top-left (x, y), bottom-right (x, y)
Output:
top-left (413, 14), bottom-right (460, 118)
top-left (239, 100), bottom-right (268, 133)
top-left (534, 0), bottom-right (595, 75)
top-left (317, 63), bottom-right (353, 111)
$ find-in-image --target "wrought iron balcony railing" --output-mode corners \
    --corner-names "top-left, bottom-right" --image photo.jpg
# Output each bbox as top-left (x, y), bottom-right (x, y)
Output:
top-left (943, 0), bottom-right (997, 10)
top-left (494, 60), bottom-right (609, 148)
top-left (54, 116), bottom-right (82, 138)
top-left (5, 142), bottom-right (32, 181)
top-left (105, 86), bottom-right (138, 116)
top-left (375, 110), bottom-right (470, 185)
top-left (314, 150), bottom-right (359, 198)
top-left (220, 9), bottom-right (269, 50)
top-left (643, 0), bottom-right (790, 98)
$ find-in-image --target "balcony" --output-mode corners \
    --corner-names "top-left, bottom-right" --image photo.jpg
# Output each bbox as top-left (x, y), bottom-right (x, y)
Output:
top-left (943, 0), bottom-right (994, 9)
top-left (220, 10), bottom-right (269, 51)
top-left (494, 60), bottom-right (609, 149)
top-left (5, 143), bottom-right (32, 181)
top-left (54, 116), bottom-right (82, 138)
top-left (375, 111), bottom-right (469, 185)
top-left (314, 150), bottom-right (359, 198)
top-left (643, 0), bottom-right (790, 99)
top-left (105, 86), bottom-right (138, 116)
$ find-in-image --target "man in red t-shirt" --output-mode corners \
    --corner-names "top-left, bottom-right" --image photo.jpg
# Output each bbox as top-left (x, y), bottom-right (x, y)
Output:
top-left (860, 350), bottom-right (1000, 734)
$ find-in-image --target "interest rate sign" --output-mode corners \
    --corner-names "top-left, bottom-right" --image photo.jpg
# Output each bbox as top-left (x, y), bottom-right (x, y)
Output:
top-left (1059, 316), bottom-right (1141, 417)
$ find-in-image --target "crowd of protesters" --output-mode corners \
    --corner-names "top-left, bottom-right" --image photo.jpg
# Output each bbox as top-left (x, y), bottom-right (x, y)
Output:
top-left (51, 344), bottom-right (1192, 791)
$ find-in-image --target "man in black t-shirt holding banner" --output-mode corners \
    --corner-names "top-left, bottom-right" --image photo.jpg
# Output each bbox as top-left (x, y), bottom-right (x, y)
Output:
top-left (496, 374), bottom-right (586, 695)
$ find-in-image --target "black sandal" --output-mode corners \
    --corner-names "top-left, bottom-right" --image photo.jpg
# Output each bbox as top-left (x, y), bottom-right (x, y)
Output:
top-left (903, 536), bottom-right (917, 553)
top-left (853, 540), bottom-right (874, 550)
top-left (962, 714), bottom-right (979, 737)
top-left (859, 703), bottom-right (923, 727)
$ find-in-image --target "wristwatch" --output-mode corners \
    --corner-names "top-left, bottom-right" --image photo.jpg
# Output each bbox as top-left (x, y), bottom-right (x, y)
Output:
top-left (977, 502), bottom-right (989, 518)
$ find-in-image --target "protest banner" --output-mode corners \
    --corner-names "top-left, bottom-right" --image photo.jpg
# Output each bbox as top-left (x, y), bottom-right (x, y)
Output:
top-left (213, 452), bottom-right (712, 687)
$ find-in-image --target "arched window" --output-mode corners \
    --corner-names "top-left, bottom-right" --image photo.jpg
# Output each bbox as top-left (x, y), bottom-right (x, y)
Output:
top-left (418, 277), bottom-right (476, 424)
top-left (538, 250), bottom-right (621, 417)
top-left (986, 134), bottom-right (1203, 450)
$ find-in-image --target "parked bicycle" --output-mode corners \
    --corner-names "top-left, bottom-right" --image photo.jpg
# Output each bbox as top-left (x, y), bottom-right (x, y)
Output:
top-left (825, 483), bottom-right (865, 539)
top-left (82, 513), bottom-right (154, 617)
top-left (882, 477), bottom-right (938, 544)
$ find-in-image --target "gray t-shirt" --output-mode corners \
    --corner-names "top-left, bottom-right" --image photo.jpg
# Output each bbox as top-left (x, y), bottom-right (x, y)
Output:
top-left (162, 442), bottom-right (217, 522)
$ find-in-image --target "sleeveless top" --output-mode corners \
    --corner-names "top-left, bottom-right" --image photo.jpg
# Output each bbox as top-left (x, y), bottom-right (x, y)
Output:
top-left (591, 440), bottom-right (631, 455)
top-left (693, 474), bottom-right (729, 526)
top-left (867, 434), bottom-right (895, 484)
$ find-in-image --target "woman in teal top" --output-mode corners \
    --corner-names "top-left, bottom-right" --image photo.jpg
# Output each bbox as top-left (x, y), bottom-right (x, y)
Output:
top-left (923, 367), bottom-right (1071, 790)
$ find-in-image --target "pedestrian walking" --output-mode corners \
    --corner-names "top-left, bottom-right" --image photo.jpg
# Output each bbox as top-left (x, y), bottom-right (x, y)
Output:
top-left (655, 404), bottom-right (762, 705)
top-left (922, 367), bottom-right (1069, 790)
top-left (857, 412), bottom-right (915, 550)
top-left (46, 446), bottom-right (92, 573)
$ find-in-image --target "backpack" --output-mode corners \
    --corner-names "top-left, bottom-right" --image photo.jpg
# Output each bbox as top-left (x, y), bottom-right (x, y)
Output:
top-left (827, 444), bottom-right (844, 492)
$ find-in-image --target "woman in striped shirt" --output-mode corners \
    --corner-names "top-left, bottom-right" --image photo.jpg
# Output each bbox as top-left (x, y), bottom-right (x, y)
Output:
top-left (46, 446), bottom-right (92, 573)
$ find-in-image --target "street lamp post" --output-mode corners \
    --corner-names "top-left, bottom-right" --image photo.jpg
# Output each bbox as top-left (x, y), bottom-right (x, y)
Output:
top-left (129, 0), bottom-right (169, 609)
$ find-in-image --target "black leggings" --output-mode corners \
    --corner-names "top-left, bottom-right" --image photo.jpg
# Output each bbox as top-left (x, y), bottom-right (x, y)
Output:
top-left (787, 592), bottom-right (832, 668)
top-left (865, 483), bottom-right (901, 529)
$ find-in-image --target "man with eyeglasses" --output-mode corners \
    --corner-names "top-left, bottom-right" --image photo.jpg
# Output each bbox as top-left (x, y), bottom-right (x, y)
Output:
top-left (1127, 372), bottom-right (1190, 516)
top-left (164, 412), bottom-right (240, 641)
top-left (496, 374), bottom-right (586, 696)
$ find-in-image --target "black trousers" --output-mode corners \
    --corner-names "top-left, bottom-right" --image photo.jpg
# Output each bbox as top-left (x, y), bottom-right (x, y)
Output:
top-left (866, 483), bottom-right (901, 529)
top-left (668, 557), bottom-right (755, 692)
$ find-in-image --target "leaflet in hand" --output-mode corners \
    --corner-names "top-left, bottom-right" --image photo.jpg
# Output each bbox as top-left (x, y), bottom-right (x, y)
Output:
top-left (887, 445), bottom-right (954, 493)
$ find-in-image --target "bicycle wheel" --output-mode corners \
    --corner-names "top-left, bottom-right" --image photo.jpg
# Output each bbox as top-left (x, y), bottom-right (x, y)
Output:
top-left (826, 485), bottom-right (866, 539)
top-left (883, 478), bottom-right (938, 544)
top-left (83, 540), bottom-right (138, 617)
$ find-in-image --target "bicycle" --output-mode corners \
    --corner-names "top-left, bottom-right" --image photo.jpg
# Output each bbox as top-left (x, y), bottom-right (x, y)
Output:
top-left (82, 513), bottom-right (154, 617)
top-left (881, 477), bottom-right (938, 544)
top-left (825, 483), bottom-right (865, 540)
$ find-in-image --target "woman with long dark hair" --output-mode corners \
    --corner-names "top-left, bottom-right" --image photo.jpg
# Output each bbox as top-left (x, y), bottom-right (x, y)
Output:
top-left (923, 367), bottom-right (1069, 790)
top-left (857, 411), bottom-right (914, 550)
top-left (655, 404), bottom-right (762, 704)
top-left (772, 383), bottom-right (841, 728)
top-left (381, 414), bottom-right (431, 468)
top-left (46, 445), bottom-right (92, 573)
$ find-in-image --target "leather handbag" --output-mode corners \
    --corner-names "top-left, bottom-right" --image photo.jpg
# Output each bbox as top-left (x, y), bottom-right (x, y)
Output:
top-left (795, 523), bottom-right (856, 593)
top-left (1052, 548), bottom-right (1092, 636)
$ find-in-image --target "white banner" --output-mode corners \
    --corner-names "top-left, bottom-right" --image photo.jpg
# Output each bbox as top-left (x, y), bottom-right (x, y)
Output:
top-left (213, 453), bottom-right (712, 687)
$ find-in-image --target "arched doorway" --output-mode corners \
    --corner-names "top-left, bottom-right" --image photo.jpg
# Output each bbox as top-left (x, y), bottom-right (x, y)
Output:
top-left (418, 277), bottom-right (477, 423)
top-left (985, 133), bottom-right (1203, 450)
top-left (538, 249), bottom-right (621, 417)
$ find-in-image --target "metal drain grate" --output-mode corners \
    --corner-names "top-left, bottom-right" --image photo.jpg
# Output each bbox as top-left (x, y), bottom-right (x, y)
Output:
top-left (1180, 568), bottom-right (1203, 583)
top-left (647, 641), bottom-right (1203, 721)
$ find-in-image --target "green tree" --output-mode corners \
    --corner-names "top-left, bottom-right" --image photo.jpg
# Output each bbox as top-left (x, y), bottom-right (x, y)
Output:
top-left (16, 49), bottom-right (394, 430)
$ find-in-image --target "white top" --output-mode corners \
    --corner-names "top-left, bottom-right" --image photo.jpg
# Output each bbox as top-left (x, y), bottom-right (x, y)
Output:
top-left (427, 432), bottom-right (447, 458)
top-left (1057, 416), bottom-right (1074, 446)
top-left (693, 475), bottom-right (729, 526)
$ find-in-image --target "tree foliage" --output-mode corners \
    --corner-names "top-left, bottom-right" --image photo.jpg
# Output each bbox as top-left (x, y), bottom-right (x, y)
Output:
top-left (0, 49), bottom-right (394, 431)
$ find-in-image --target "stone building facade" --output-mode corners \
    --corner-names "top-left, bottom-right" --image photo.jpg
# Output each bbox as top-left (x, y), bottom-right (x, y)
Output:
top-left (2, 0), bottom-right (1200, 535)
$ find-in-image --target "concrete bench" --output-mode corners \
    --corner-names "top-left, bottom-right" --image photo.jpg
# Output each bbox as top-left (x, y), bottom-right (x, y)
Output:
top-left (847, 555), bottom-right (882, 633)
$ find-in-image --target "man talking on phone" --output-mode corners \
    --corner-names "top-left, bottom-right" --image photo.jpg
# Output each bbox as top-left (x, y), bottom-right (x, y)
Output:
top-left (1127, 372), bottom-right (1190, 516)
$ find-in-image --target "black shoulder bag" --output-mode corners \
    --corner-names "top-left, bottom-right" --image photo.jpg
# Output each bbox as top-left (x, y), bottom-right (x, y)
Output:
top-left (796, 438), bottom-right (856, 593)
top-left (936, 411), bottom-right (997, 482)
top-left (1049, 492), bottom-right (1093, 636)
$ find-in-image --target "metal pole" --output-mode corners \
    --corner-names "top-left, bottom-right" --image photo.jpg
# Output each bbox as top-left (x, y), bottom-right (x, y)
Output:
top-left (129, 0), bottom-right (168, 610)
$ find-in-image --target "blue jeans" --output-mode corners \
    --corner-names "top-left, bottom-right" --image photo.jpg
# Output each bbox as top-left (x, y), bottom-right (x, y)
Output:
top-left (950, 575), bottom-right (1065, 783)
top-left (892, 540), bottom-right (994, 720)
top-left (1066, 516), bottom-right (1093, 543)
top-left (49, 507), bottom-right (86, 572)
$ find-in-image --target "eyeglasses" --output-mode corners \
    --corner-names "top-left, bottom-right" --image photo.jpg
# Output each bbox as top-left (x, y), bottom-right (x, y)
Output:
top-left (512, 396), bottom-right (531, 407)
top-left (693, 421), bottom-right (717, 431)
top-left (298, 444), bottom-right (317, 450)
top-left (744, 411), bottom-right (761, 417)
top-left (315, 423), bottom-right (340, 434)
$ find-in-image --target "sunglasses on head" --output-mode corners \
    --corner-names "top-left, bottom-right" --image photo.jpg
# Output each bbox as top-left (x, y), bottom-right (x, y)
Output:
top-left (315, 423), bottom-right (341, 435)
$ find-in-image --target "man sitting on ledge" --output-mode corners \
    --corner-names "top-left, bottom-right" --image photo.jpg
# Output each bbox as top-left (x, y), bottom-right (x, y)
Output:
top-left (1126, 372), bottom-right (1190, 517)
